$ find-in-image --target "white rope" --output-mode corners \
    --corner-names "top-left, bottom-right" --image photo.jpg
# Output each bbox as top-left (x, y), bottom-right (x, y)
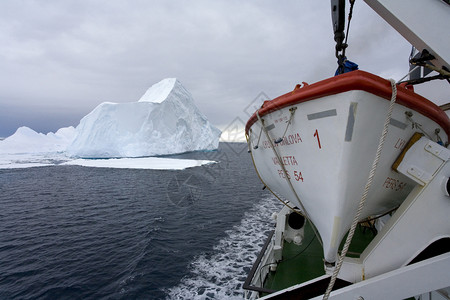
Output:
top-left (322, 79), bottom-right (397, 299)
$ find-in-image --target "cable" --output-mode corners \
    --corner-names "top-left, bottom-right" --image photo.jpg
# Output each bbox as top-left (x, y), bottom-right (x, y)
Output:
top-left (245, 133), bottom-right (303, 215)
top-left (255, 110), bottom-right (323, 247)
top-left (343, 0), bottom-right (355, 51)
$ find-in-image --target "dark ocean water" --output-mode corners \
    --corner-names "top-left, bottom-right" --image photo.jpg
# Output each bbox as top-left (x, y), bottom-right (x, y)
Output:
top-left (0, 143), bottom-right (281, 300)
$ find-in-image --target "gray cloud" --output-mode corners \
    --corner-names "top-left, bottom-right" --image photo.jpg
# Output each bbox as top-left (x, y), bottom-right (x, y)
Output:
top-left (0, 0), bottom-right (446, 137)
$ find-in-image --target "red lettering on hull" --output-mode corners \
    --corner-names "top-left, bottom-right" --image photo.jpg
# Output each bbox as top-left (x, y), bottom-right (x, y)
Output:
top-left (263, 133), bottom-right (303, 149)
top-left (383, 177), bottom-right (407, 191)
top-left (272, 156), bottom-right (298, 166)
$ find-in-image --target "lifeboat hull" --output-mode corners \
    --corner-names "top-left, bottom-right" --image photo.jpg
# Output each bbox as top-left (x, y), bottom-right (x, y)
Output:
top-left (246, 71), bottom-right (450, 263)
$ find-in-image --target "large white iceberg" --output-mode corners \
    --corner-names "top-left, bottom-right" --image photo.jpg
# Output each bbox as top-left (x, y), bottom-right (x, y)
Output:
top-left (67, 78), bottom-right (221, 158)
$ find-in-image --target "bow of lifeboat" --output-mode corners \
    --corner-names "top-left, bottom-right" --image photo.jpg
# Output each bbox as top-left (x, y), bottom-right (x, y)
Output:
top-left (245, 70), bottom-right (450, 264)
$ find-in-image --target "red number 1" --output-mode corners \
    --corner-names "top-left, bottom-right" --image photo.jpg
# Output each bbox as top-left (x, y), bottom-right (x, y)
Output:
top-left (314, 129), bottom-right (321, 149)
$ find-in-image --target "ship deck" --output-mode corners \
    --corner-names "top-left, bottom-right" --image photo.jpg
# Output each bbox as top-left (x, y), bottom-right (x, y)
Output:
top-left (262, 221), bottom-right (377, 295)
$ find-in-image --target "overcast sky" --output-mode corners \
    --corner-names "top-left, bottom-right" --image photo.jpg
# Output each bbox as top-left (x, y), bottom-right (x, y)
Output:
top-left (0, 0), bottom-right (448, 137)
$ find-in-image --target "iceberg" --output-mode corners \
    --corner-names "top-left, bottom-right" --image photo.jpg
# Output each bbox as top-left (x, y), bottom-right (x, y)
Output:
top-left (0, 126), bottom-right (76, 154)
top-left (67, 78), bottom-right (221, 158)
top-left (0, 78), bottom-right (220, 169)
top-left (0, 126), bottom-right (76, 169)
top-left (62, 157), bottom-right (215, 170)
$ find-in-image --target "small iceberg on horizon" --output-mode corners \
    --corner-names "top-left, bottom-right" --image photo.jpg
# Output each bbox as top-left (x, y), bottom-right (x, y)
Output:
top-left (0, 126), bottom-right (76, 155)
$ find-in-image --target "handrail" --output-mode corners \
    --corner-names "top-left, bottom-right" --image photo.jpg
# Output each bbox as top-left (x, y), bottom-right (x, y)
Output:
top-left (243, 230), bottom-right (277, 294)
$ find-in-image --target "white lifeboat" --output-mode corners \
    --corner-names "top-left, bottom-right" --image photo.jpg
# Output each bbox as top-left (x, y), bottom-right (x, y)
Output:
top-left (245, 70), bottom-right (450, 264)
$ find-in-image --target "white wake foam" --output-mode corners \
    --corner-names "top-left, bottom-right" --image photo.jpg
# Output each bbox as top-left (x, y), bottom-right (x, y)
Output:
top-left (165, 196), bottom-right (281, 299)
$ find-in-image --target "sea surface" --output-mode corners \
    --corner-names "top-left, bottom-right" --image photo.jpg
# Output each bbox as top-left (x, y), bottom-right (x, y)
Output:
top-left (0, 143), bottom-right (281, 299)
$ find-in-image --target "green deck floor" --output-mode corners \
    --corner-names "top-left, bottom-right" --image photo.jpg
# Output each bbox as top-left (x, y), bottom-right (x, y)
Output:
top-left (264, 222), bottom-right (377, 292)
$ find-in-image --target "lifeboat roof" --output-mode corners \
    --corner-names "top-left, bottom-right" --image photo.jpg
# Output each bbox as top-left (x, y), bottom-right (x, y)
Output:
top-left (245, 70), bottom-right (450, 139)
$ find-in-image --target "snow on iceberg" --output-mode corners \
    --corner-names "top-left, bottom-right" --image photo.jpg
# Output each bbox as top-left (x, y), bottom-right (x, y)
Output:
top-left (0, 126), bottom-right (76, 154)
top-left (67, 78), bottom-right (221, 158)
top-left (62, 157), bottom-right (216, 170)
top-left (0, 126), bottom-right (76, 168)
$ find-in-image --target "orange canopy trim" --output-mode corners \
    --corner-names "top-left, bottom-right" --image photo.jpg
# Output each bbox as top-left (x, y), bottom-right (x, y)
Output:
top-left (245, 70), bottom-right (450, 139)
